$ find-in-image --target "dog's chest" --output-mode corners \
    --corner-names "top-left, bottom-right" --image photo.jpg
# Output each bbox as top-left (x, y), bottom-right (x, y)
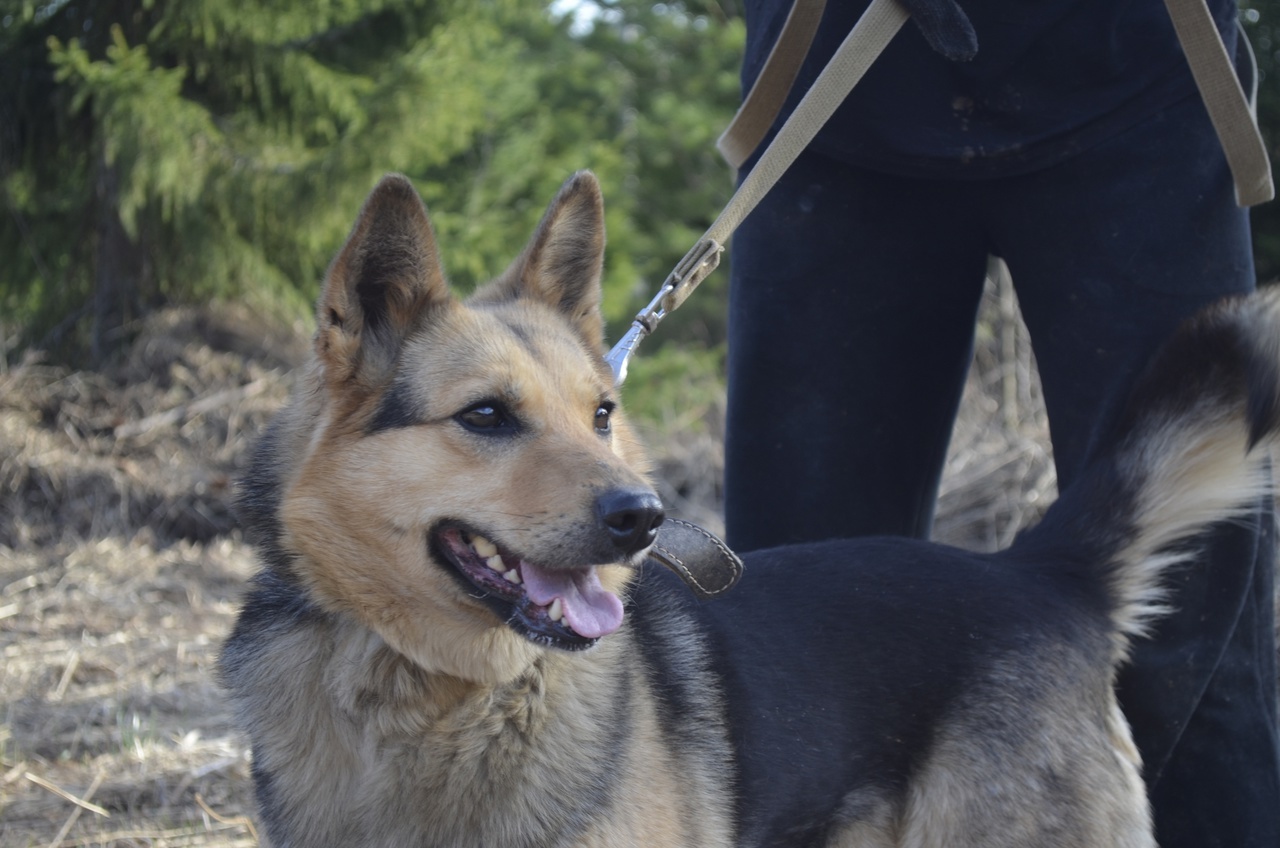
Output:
top-left (277, 643), bottom-right (637, 846)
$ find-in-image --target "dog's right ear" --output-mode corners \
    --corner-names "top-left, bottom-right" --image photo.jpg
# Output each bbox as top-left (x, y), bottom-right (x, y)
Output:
top-left (316, 174), bottom-right (449, 387)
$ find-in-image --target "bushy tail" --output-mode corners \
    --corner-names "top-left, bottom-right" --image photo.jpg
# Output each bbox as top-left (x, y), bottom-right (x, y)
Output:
top-left (1012, 287), bottom-right (1280, 660)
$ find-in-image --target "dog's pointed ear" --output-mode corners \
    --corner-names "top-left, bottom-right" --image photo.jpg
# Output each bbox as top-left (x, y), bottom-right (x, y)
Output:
top-left (473, 171), bottom-right (606, 349)
top-left (317, 174), bottom-right (449, 386)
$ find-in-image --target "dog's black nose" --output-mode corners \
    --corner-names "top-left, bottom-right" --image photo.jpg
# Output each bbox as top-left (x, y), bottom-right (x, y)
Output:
top-left (597, 489), bottom-right (665, 555)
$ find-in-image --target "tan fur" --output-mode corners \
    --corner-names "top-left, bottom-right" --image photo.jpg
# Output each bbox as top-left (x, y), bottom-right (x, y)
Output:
top-left (1103, 293), bottom-right (1280, 659)
top-left (820, 645), bottom-right (1154, 848)
top-left (828, 790), bottom-right (899, 848)
top-left (472, 173), bottom-right (609, 347)
top-left (280, 307), bottom-right (644, 683)
top-left (1107, 412), bottom-right (1269, 649)
top-left (316, 174), bottom-right (449, 394)
top-left (895, 650), bottom-right (1153, 848)
top-left (236, 617), bottom-right (728, 847)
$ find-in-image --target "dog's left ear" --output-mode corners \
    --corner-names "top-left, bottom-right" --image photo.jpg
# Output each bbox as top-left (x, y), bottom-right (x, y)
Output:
top-left (474, 171), bottom-right (606, 349)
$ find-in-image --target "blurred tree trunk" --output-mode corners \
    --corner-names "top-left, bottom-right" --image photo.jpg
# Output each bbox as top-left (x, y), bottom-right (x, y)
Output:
top-left (91, 147), bottom-right (139, 363)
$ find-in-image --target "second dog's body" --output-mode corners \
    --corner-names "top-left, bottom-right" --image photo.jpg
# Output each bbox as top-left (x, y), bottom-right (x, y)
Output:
top-left (222, 172), bottom-right (1280, 846)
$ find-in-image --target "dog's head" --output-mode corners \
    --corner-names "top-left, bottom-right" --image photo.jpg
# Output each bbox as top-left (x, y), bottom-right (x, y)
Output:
top-left (272, 172), bottom-right (661, 683)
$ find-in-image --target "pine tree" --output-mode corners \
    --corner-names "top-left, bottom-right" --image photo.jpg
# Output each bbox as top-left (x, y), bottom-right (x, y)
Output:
top-left (0, 0), bottom-right (746, 365)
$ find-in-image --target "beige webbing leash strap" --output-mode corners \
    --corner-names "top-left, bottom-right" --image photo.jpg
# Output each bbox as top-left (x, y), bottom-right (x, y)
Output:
top-left (605, 0), bottom-right (910, 384)
top-left (706, 0), bottom-right (908, 255)
top-left (1165, 0), bottom-right (1273, 207)
top-left (718, 0), bottom-right (828, 170)
top-left (723, 0), bottom-right (1273, 205)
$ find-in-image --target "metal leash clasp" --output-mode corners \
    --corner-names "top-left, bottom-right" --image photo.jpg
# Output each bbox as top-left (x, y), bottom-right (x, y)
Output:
top-left (605, 238), bottom-right (723, 385)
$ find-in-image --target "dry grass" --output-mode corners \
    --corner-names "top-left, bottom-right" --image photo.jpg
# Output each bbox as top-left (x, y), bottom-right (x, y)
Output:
top-left (1, 307), bottom-right (300, 847)
top-left (1, 537), bottom-right (260, 847)
top-left (1, 274), bottom-right (1051, 846)
top-left (934, 262), bottom-right (1055, 550)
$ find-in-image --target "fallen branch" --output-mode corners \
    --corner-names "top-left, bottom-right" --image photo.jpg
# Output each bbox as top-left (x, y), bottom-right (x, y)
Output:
top-left (196, 792), bottom-right (259, 842)
top-left (45, 769), bottom-right (108, 848)
top-left (25, 770), bottom-right (111, 819)
top-left (114, 378), bottom-right (269, 439)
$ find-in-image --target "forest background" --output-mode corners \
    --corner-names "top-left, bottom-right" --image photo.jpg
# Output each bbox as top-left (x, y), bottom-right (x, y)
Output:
top-left (1, 0), bottom-right (750, 378)
top-left (2, 1), bottom-right (1280, 845)
top-left (8, 0), bottom-right (1280, 376)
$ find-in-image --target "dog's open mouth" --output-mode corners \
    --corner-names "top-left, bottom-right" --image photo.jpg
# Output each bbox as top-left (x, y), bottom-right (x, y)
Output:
top-left (431, 524), bottom-right (624, 651)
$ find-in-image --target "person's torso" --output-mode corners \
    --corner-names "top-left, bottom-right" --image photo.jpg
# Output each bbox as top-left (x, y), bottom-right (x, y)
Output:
top-left (741, 0), bottom-right (1241, 176)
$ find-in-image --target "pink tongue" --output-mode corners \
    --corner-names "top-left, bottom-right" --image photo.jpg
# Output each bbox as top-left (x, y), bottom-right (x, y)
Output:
top-left (521, 562), bottom-right (623, 639)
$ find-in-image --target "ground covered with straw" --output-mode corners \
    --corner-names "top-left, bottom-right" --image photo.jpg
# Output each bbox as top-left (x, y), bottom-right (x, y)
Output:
top-left (1, 278), bottom-right (1053, 847)
top-left (1, 307), bottom-right (301, 847)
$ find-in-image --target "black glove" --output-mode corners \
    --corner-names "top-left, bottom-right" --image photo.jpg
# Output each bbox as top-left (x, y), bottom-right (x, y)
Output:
top-left (900, 0), bottom-right (978, 62)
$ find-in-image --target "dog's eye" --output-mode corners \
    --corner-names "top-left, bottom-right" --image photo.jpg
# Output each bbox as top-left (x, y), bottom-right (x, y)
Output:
top-left (594, 403), bottom-right (613, 433)
top-left (456, 403), bottom-right (515, 434)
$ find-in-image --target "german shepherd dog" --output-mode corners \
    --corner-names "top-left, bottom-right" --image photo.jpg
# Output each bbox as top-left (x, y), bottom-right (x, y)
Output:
top-left (222, 171), bottom-right (1280, 847)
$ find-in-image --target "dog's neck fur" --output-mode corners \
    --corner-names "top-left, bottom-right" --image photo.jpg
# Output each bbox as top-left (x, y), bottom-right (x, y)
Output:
top-left (321, 610), bottom-right (602, 741)
top-left (230, 576), bottom-right (668, 847)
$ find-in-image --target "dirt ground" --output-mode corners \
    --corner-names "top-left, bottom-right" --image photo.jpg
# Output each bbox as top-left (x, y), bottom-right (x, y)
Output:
top-left (0, 278), bottom-right (1054, 846)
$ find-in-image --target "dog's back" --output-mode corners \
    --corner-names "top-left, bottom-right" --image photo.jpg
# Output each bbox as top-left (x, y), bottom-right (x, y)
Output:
top-left (648, 289), bottom-right (1280, 847)
top-left (655, 533), bottom-right (1146, 846)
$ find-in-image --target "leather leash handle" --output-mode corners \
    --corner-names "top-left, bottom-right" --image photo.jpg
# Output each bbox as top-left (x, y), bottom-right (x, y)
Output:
top-left (1164, 0), bottom-right (1273, 207)
top-left (649, 519), bottom-right (744, 601)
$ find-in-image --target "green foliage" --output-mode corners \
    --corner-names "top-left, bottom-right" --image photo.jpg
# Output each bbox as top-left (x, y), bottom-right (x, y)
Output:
top-left (48, 26), bottom-right (217, 239)
top-left (420, 0), bottom-right (745, 340)
top-left (0, 0), bottom-right (746, 364)
top-left (621, 339), bottom-right (726, 432)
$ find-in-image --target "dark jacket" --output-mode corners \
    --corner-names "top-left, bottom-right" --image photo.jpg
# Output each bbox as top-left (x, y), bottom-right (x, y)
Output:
top-left (742, 0), bottom-right (1243, 176)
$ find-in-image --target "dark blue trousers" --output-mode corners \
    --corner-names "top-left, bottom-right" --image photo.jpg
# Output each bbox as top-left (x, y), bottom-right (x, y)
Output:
top-left (725, 94), bottom-right (1280, 847)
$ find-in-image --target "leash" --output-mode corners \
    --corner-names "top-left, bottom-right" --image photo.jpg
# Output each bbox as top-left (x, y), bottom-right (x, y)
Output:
top-left (605, 0), bottom-right (909, 385)
top-left (1164, 0), bottom-right (1273, 207)
top-left (604, 0), bottom-right (1274, 386)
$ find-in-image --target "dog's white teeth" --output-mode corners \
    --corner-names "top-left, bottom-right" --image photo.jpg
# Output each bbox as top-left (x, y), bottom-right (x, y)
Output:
top-left (469, 536), bottom-right (525, 586)
top-left (473, 535), bottom-right (498, 558)
top-left (548, 598), bottom-right (563, 622)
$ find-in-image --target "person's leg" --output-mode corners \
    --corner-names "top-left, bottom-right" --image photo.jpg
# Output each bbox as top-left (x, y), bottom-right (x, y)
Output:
top-left (991, 95), bottom-right (1278, 848)
top-left (724, 147), bottom-right (991, 551)
top-left (1142, 509), bottom-right (1279, 848)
